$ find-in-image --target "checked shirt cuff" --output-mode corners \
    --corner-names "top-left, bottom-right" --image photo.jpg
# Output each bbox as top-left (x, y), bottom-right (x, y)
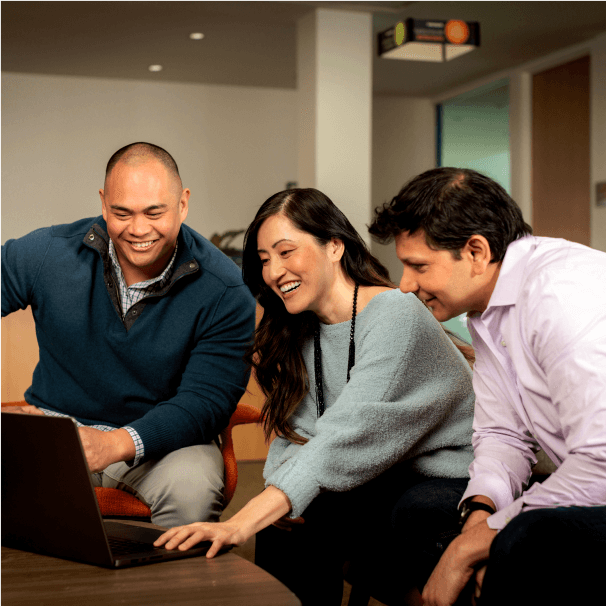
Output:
top-left (123, 426), bottom-right (144, 467)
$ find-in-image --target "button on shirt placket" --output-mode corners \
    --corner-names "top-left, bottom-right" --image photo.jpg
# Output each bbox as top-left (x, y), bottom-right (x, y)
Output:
top-left (106, 278), bottom-right (118, 304)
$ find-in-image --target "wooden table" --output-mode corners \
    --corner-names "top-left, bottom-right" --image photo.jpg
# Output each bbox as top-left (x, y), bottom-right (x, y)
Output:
top-left (2, 526), bottom-right (301, 606)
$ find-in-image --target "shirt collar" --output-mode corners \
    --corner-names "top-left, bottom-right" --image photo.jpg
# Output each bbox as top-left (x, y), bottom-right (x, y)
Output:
top-left (483, 235), bottom-right (536, 310)
top-left (108, 239), bottom-right (179, 289)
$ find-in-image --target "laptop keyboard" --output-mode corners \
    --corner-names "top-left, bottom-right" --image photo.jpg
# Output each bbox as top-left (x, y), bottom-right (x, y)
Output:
top-left (108, 535), bottom-right (163, 556)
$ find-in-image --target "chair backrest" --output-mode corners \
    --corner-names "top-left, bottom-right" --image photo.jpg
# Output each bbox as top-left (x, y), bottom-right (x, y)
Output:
top-left (221, 402), bottom-right (263, 507)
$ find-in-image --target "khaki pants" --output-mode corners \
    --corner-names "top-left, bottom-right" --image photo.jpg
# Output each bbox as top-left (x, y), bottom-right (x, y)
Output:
top-left (92, 442), bottom-right (224, 527)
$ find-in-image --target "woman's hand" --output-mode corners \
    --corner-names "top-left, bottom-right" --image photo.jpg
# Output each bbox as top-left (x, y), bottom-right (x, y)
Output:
top-left (272, 515), bottom-right (305, 531)
top-left (155, 485), bottom-right (293, 559)
top-left (154, 521), bottom-right (245, 558)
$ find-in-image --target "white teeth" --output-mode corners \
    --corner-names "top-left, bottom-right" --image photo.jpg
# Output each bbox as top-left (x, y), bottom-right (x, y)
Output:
top-left (131, 241), bottom-right (155, 249)
top-left (280, 281), bottom-right (301, 293)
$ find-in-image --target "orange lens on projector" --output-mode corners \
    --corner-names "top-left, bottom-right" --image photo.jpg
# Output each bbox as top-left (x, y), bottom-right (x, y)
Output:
top-left (445, 20), bottom-right (470, 45)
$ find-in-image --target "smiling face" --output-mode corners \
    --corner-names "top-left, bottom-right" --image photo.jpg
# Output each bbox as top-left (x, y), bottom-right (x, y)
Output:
top-left (256, 213), bottom-right (343, 319)
top-left (394, 229), bottom-right (483, 321)
top-left (100, 159), bottom-right (189, 285)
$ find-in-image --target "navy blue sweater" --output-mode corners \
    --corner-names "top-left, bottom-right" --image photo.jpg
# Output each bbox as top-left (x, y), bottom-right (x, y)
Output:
top-left (1, 217), bottom-right (256, 460)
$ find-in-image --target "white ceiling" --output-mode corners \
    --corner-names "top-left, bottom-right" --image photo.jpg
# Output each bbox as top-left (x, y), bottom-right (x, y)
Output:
top-left (3, 1), bottom-right (606, 97)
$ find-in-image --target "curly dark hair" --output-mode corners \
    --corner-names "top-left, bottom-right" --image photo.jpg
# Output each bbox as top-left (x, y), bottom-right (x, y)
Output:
top-left (369, 168), bottom-right (531, 262)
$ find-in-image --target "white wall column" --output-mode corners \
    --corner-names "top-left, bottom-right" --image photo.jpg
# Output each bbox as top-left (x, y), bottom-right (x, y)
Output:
top-left (591, 32), bottom-right (606, 252)
top-left (297, 9), bottom-right (372, 243)
top-left (509, 71), bottom-right (533, 226)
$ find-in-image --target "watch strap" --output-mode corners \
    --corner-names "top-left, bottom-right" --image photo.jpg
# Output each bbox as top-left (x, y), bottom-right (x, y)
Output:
top-left (459, 500), bottom-right (496, 526)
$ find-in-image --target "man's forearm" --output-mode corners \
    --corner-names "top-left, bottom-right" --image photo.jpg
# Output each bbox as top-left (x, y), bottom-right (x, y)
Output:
top-left (452, 521), bottom-right (496, 565)
top-left (109, 428), bottom-right (137, 462)
top-left (422, 518), bottom-right (497, 606)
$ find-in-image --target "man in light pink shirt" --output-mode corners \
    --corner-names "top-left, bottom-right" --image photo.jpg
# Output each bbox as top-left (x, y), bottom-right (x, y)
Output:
top-left (369, 167), bottom-right (606, 606)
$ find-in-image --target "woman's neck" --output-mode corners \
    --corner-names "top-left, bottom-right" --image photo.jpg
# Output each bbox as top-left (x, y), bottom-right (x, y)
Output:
top-left (315, 276), bottom-right (357, 325)
top-left (316, 282), bottom-right (395, 325)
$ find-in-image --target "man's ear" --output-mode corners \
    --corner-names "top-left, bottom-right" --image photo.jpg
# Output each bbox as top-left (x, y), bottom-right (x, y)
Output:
top-left (99, 189), bottom-right (107, 221)
top-left (463, 235), bottom-right (493, 275)
top-left (179, 188), bottom-right (190, 223)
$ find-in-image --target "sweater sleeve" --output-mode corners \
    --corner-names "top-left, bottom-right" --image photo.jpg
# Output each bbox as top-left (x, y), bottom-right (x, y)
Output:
top-left (2, 228), bottom-right (53, 316)
top-left (265, 293), bottom-right (475, 518)
top-left (263, 435), bottom-right (303, 481)
top-left (127, 282), bottom-right (256, 459)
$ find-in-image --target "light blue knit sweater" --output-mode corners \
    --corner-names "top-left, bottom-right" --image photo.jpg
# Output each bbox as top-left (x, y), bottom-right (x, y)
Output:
top-left (264, 289), bottom-right (475, 518)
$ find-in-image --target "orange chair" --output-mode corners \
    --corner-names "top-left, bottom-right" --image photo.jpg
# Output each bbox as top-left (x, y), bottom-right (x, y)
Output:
top-left (2, 400), bottom-right (262, 520)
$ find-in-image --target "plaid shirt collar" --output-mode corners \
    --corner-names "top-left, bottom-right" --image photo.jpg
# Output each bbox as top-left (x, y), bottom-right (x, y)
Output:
top-left (108, 239), bottom-right (178, 317)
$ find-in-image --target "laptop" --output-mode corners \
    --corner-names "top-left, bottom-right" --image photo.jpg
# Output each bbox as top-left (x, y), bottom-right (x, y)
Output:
top-left (1, 412), bottom-right (216, 567)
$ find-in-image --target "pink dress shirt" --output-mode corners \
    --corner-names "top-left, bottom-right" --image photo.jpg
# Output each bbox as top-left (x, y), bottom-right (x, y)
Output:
top-left (462, 235), bottom-right (606, 530)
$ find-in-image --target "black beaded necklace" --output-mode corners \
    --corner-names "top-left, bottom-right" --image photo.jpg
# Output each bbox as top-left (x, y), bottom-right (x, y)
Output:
top-left (313, 284), bottom-right (359, 418)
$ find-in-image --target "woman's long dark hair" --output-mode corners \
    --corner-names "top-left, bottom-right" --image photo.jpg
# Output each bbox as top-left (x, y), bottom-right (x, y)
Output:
top-left (242, 188), bottom-right (393, 444)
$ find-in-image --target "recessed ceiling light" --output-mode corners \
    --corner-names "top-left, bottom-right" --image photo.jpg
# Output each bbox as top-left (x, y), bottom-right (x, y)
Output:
top-left (190, 32), bottom-right (205, 40)
top-left (148, 65), bottom-right (163, 72)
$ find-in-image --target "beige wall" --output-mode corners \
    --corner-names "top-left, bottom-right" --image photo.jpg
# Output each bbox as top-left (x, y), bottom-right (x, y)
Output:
top-left (1, 310), bottom-right (40, 403)
top-left (1, 72), bottom-right (297, 244)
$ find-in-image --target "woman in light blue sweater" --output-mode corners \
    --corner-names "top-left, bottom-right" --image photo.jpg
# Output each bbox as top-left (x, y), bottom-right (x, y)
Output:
top-left (156, 189), bottom-right (475, 605)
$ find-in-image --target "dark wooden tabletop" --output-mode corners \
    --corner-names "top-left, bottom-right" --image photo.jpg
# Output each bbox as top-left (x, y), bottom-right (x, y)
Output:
top-left (2, 532), bottom-right (301, 606)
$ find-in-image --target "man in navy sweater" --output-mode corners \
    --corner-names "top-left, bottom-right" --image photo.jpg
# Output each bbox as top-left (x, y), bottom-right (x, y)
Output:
top-left (1, 142), bottom-right (256, 526)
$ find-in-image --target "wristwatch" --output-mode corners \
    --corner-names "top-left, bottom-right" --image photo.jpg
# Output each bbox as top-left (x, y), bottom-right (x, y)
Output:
top-left (459, 499), bottom-right (496, 527)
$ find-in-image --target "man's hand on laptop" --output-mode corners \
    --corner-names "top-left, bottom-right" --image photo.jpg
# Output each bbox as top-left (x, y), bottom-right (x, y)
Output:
top-left (1, 404), bottom-right (45, 415)
top-left (78, 427), bottom-right (136, 472)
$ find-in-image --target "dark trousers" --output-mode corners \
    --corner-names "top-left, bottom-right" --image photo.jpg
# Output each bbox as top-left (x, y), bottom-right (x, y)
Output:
top-left (389, 478), bottom-right (470, 598)
top-left (479, 505), bottom-right (606, 606)
top-left (254, 466), bottom-right (468, 606)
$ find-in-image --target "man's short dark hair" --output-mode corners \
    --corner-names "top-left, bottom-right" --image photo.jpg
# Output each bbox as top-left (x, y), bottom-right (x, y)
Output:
top-left (368, 167), bottom-right (532, 263)
top-left (105, 142), bottom-right (181, 183)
